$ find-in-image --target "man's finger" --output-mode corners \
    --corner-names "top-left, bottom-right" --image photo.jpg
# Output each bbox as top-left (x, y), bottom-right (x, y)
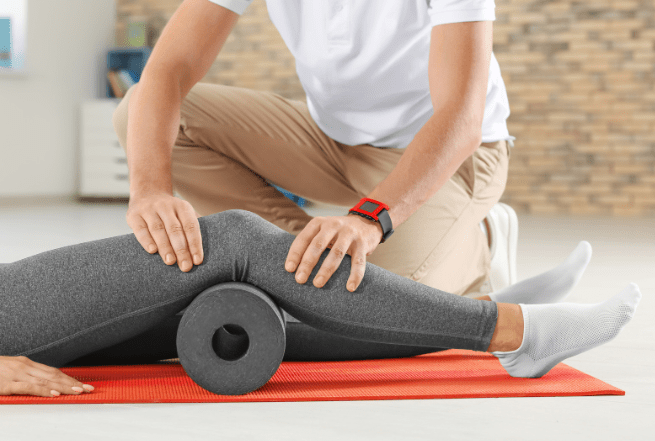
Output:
top-left (285, 218), bottom-right (322, 272)
top-left (129, 215), bottom-right (158, 254)
top-left (158, 211), bottom-right (193, 272)
top-left (177, 207), bottom-right (204, 266)
top-left (295, 230), bottom-right (336, 284)
top-left (347, 247), bottom-right (367, 292)
top-left (313, 236), bottom-right (351, 288)
top-left (144, 213), bottom-right (177, 266)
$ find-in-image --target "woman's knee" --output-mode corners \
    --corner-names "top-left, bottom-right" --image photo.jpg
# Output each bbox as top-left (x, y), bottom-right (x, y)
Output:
top-left (200, 209), bottom-right (287, 254)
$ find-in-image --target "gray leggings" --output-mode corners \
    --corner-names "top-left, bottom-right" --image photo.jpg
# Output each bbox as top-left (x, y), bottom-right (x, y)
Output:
top-left (0, 209), bottom-right (497, 368)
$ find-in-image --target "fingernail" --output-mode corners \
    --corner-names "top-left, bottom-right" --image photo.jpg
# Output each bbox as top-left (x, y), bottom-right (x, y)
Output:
top-left (296, 272), bottom-right (305, 282)
top-left (182, 260), bottom-right (190, 271)
top-left (148, 244), bottom-right (156, 253)
top-left (194, 254), bottom-right (201, 265)
top-left (83, 384), bottom-right (94, 391)
top-left (348, 283), bottom-right (355, 291)
top-left (51, 390), bottom-right (60, 397)
top-left (314, 276), bottom-right (324, 286)
top-left (72, 386), bottom-right (84, 393)
top-left (285, 261), bottom-right (293, 271)
top-left (166, 254), bottom-right (174, 264)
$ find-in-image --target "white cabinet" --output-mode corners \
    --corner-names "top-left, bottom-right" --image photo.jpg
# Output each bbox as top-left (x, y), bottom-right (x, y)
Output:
top-left (78, 99), bottom-right (130, 198)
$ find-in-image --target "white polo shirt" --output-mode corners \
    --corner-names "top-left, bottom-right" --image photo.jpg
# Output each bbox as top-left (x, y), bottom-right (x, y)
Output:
top-left (208, 0), bottom-right (516, 149)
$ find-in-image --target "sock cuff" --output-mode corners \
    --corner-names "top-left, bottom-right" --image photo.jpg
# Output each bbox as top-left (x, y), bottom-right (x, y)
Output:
top-left (491, 303), bottom-right (530, 356)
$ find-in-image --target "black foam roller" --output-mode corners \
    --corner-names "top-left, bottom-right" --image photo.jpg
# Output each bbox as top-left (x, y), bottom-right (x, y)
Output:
top-left (176, 282), bottom-right (287, 395)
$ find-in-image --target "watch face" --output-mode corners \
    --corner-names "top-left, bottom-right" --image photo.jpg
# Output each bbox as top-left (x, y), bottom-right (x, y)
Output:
top-left (359, 201), bottom-right (379, 213)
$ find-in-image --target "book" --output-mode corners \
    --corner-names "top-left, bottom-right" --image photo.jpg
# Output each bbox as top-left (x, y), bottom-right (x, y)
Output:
top-left (117, 69), bottom-right (136, 88)
top-left (107, 70), bottom-right (125, 98)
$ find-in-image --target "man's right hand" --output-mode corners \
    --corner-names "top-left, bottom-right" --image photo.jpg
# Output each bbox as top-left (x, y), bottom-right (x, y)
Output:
top-left (126, 192), bottom-right (204, 272)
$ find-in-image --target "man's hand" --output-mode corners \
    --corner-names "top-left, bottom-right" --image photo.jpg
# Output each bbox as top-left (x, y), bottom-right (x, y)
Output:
top-left (284, 214), bottom-right (384, 292)
top-left (126, 192), bottom-right (204, 272)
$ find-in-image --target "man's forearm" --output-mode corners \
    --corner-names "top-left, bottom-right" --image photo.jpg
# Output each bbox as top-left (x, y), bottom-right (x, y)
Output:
top-left (366, 107), bottom-right (482, 229)
top-left (125, 67), bottom-right (184, 196)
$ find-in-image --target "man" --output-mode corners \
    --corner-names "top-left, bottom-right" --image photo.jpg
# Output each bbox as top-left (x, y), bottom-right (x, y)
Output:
top-left (112, 0), bottom-right (518, 301)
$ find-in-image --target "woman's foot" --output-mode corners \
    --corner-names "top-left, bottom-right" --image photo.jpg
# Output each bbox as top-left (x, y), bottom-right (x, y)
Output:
top-left (493, 282), bottom-right (641, 378)
top-left (487, 241), bottom-right (593, 304)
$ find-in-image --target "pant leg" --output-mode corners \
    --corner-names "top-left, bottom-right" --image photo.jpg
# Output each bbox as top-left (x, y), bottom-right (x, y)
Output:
top-left (1, 209), bottom-right (497, 368)
top-left (65, 312), bottom-right (444, 366)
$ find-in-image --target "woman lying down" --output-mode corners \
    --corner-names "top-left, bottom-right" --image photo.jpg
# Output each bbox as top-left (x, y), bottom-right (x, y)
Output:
top-left (0, 209), bottom-right (641, 397)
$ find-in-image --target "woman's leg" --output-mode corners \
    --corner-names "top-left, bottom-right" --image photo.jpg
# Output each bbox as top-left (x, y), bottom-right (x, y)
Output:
top-left (1, 209), bottom-right (496, 368)
top-left (63, 238), bottom-right (594, 365)
top-left (65, 313), bottom-right (445, 366)
top-left (1, 209), bottom-right (640, 378)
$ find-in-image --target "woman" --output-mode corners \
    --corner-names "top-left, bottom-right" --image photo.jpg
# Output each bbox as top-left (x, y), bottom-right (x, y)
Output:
top-left (0, 209), bottom-right (641, 398)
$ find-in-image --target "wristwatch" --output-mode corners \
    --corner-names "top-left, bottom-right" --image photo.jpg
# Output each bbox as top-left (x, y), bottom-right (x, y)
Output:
top-left (348, 197), bottom-right (394, 243)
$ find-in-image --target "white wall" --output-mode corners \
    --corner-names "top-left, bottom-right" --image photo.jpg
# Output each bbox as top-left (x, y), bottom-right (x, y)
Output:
top-left (0, 0), bottom-right (116, 198)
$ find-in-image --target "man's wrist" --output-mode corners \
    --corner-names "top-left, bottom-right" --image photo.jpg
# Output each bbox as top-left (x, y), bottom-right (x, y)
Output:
top-left (348, 212), bottom-right (384, 242)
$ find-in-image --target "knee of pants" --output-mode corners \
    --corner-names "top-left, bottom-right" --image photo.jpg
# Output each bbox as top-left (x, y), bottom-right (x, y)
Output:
top-left (112, 84), bottom-right (139, 153)
top-left (201, 209), bottom-right (273, 247)
top-left (200, 208), bottom-right (292, 265)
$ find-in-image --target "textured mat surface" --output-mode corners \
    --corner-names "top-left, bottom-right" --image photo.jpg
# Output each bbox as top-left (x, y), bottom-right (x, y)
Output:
top-left (0, 349), bottom-right (624, 404)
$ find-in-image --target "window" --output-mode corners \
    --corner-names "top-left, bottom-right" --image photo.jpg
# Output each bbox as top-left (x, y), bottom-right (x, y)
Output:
top-left (0, 0), bottom-right (27, 72)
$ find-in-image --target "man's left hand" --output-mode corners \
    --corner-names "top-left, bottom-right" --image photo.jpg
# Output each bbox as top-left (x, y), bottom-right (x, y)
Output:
top-left (284, 214), bottom-right (384, 292)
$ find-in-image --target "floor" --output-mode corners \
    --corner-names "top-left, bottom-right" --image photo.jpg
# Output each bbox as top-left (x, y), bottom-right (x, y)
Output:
top-left (0, 197), bottom-right (653, 440)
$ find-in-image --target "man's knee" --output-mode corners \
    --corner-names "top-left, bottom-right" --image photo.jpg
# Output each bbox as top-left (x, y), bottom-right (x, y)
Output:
top-left (112, 84), bottom-right (139, 153)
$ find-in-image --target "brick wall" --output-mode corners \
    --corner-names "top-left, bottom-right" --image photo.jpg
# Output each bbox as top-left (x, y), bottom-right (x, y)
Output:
top-left (116, 0), bottom-right (655, 217)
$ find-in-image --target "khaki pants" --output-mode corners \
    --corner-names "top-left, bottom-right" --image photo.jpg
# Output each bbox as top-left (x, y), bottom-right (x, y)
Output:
top-left (113, 82), bottom-right (511, 297)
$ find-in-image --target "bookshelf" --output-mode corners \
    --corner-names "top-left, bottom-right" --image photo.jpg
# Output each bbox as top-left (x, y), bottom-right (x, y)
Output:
top-left (106, 47), bottom-right (151, 98)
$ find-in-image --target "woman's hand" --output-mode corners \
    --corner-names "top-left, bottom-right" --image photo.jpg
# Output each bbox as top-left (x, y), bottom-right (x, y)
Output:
top-left (0, 355), bottom-right (94, 398)
top-left (284, 214), bottom-right (383, 292)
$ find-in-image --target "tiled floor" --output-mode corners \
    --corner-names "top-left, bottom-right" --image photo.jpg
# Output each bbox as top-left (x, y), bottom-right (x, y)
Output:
top-left (0, 198), bottom-right (653, 440)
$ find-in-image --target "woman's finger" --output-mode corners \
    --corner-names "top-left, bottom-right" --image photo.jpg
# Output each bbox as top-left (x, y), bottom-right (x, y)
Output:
top-left (3, 381), bottom-right (59, 398)
top-left (20, 372), bottom-right (85, 395)
top-left (24, 359), bottom-right (94, 391)
top-left (25, 368), bottom-right (90, 392)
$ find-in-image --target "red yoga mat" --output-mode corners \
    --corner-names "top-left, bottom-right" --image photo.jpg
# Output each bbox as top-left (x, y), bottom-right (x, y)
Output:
top-left (0, 349), bottom-right (624, 404)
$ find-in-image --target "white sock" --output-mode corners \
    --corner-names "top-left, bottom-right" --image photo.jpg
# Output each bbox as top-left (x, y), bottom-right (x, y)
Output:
top-left (488, 241), bottom-right (593, 304)
top-left (493, 282), bottom-right (642, 378)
